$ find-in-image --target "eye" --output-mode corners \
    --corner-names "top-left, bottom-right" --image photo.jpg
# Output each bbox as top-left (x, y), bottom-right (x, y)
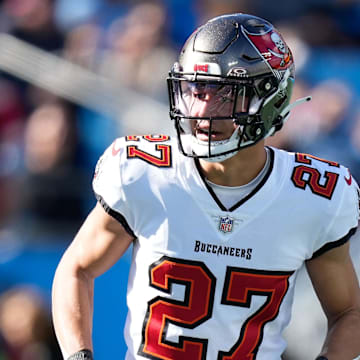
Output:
top-left (193, 92), bottom-right (207, 100)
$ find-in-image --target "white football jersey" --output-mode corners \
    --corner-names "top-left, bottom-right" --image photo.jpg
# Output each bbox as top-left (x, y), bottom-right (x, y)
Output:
top-left (93, 135), bottom-right (359, 360)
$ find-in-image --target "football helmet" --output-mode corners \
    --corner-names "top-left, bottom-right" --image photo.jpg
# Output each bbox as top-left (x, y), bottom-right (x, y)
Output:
top-left (167, 13), bottom-right (310, 162)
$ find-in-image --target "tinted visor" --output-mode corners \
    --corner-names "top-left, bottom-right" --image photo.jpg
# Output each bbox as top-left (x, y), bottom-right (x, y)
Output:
top-left (171, 80), bottom-right (255, 119)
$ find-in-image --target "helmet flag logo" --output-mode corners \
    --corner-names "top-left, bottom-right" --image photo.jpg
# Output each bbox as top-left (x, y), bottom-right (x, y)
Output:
top-left (246, 30), bottom-right (293, 70)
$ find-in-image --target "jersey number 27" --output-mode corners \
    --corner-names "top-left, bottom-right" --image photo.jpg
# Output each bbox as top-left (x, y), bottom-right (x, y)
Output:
top-left (138, 256), bottom-right (293, 360)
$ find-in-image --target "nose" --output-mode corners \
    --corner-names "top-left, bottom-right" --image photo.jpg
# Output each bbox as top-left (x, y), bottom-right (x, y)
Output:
top-left (193, 100), bottom-right (209, 117)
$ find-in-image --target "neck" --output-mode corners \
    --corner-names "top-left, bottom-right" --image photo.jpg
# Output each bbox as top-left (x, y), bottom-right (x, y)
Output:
top-left (198, 141), bottom-right (267, 187)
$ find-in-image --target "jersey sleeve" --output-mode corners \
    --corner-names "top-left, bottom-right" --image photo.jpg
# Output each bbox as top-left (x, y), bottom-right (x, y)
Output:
top-left (312, 168), bottom-right (359, 258)
top-left (92, 138), bottom-right (136, 238)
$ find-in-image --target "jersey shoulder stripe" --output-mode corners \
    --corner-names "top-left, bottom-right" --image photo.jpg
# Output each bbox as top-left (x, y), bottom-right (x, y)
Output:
top-left (95, 193), bottom-right (136, 238)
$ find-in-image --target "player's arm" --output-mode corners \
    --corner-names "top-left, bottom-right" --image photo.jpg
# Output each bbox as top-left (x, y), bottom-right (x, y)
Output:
top-left (52, 202), bottom-right (134, 359)
top-left (306, 240), bottom-right (360, 360)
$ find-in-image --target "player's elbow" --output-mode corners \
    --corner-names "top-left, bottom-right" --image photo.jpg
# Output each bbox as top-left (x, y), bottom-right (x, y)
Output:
top-left (327, 305), bottom-right (360, 329)
top-left (54, 244), bottom-right (95, 289)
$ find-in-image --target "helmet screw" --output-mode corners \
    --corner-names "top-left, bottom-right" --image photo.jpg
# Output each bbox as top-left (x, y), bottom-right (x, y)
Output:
top-left (265, 82), bottom-right (271, 91)
top-left (256, 128), bottom-right (262, 135)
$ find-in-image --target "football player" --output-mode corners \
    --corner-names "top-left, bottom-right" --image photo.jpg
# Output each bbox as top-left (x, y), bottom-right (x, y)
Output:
top-left (52, 13), bottom-right (360, 360)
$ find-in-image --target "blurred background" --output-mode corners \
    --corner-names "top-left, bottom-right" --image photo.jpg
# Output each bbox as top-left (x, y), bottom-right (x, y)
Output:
top-left (0, 0), bottom-right (359, 359)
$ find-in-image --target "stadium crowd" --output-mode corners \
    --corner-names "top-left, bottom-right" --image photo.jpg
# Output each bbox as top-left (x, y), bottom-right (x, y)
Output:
top-left (0, 0), bottom-right (359, 359)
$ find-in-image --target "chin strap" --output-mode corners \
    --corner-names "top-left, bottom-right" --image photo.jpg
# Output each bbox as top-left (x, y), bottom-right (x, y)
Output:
top-left (280, 95), bottom-right (312, 120)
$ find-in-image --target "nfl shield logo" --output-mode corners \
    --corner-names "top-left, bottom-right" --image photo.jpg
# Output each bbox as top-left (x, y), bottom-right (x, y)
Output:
top-left (219, 216), bottom-right (233, 233)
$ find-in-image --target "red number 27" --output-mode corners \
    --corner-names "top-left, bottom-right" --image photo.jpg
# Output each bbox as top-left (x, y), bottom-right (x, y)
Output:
top-left (138, 257), bottom-right (293, 360)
